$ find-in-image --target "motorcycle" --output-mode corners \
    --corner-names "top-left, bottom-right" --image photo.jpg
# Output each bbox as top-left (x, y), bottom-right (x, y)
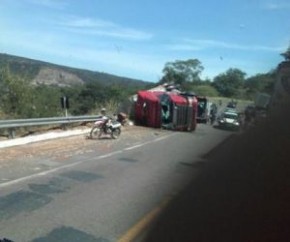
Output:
top-left (89, 117), bottom-right (121, 139)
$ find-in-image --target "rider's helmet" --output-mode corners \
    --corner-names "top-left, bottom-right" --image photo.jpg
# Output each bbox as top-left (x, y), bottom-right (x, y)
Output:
top-left (100, 108), bottom-right (106, 115)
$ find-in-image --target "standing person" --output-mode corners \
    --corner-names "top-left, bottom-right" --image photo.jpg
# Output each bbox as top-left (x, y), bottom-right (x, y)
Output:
top-left (238, 112), bottom-right (244, 130)
top-left (244, 107), bottom-right (252, 130)
top-left (210, 103), bottom-right (217, 125)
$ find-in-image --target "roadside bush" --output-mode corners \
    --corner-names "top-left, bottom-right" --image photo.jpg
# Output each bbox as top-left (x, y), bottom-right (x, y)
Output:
top-left (193, 85), bottom-right (219, 97)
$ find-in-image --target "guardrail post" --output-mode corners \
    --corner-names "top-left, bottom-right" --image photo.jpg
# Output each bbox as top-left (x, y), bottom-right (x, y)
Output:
top-left (8, 128), bottom-right (16, 139)
top-left (61, 123), bottom-right (68, 131)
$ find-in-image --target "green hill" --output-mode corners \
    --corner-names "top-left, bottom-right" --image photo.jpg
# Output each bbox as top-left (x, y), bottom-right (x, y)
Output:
top-left (0, 53), bottom-right (155, 119)
top-left (0, 53), bottom-right (153, 88)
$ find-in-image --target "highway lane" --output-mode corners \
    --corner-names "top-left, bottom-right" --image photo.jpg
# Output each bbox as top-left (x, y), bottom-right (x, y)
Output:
top-left (0, 124), bottom-right (234, 241)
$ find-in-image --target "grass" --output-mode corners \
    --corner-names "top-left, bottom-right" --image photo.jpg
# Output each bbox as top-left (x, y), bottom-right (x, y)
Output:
top-left (208, 97), bottom-right (253, 112)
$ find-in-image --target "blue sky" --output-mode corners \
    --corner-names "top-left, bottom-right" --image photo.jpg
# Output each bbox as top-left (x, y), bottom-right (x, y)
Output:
top-left (0, 0), bottom-right (289, 82)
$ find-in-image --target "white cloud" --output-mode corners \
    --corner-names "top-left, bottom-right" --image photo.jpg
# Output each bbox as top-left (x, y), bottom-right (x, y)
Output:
top-left (62, 18), bottom-right (115, 28)
top-left (263, 2), bottom-right (290, 10)
top-left (58, 16), bottom-right (153, 40)
top-left (0, 27), bottom-right (161, 81)
top-left (24, 0), bottom-right (68, 9)
top-left (167, 39), bottom-right (284, 52)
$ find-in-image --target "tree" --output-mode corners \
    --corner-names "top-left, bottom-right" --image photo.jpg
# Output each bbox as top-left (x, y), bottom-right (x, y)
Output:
top-left (73, 82), bottom-right (104, 115)
top-left (244, 72), bottom-right (275, 99)
top-left (212, 68), bottom-right (246, 97)
top-left (0, 66), bottom-right (34, 118)
top-left (159, 59), bottom-right (204, 90)
top-left (281, 45), bottom-right (290, 61)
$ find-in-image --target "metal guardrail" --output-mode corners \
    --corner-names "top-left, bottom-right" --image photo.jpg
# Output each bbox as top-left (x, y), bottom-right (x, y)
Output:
top-left (0, 115), bottom-right (102, 138)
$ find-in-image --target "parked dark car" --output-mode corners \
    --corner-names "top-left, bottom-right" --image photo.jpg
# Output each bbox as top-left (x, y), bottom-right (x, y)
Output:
top-left (227, 101), bottom-right (237, 109)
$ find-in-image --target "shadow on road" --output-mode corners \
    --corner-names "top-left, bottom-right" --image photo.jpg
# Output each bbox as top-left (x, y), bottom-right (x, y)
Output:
top-left (145, 113), bottom-right (290, 241)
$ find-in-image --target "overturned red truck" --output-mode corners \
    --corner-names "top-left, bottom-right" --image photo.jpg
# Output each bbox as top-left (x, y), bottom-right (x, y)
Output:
top-left (134, 90), bottom-right (198, 131)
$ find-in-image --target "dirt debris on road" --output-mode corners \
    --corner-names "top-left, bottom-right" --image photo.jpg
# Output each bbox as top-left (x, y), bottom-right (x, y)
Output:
top-left (0, 125), bottom-right (169, 166)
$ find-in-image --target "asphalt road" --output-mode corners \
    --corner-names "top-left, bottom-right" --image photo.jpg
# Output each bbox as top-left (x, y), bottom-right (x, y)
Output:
top-left (0, 124), bottom-right (234, 242)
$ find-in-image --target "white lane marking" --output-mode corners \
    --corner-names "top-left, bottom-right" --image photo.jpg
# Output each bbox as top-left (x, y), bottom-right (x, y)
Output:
top-left (154, 136), bottom-right (170, 141)
top-left (97, 150), bottom-right (123, 159)
top-left (98, 154), bottom-right (113, 159)
top-left (124, 132), bottom-right (178, 150)
top-left (124, 144), bottom-right (144, 150)
top-left (0, 133), bottom-right (175, 188)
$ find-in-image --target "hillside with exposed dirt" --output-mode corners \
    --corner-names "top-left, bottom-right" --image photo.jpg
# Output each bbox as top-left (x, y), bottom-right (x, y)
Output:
top-left (0, 53), bottom-right (153, 88)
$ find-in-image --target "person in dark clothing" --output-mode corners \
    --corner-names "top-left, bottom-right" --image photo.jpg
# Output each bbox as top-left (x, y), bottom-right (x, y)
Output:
top-left (209, 104), bottom-right (217, 125)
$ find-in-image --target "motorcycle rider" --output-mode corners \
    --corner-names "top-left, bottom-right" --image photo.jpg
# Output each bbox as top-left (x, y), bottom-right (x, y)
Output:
top-left (89, 107), bottom-right (121, 139)
top-left (100, 108), bottom-right (111, 132)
